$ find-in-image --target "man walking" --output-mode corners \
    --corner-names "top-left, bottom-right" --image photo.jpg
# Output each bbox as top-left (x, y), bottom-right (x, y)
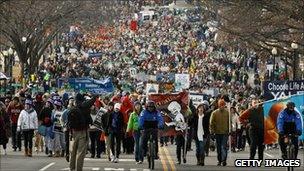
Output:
top-left (210, 99), bottom-right (229, 166)
top-left (68, 93), bottom-right (97, 171)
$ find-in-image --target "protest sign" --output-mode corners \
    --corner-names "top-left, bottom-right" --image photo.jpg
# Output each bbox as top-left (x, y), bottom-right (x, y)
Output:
top-left (175, 74), bottom-right (190, 91)
top-left (146, 83), bottom-right (159, 95)
top-left (190, 92), bottom-right (208, 107)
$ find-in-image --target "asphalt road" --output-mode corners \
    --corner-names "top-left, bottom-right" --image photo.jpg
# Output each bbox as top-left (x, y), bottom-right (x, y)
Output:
top-left (1, 142), bottom-right (303, 171)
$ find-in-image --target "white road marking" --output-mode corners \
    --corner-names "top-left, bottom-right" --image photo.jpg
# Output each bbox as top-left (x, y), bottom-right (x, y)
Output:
top-left (265, 152), bottom-right (274, 158)
top-left (130, 169), bottom-right (137, 171)
top-left (39, 162), bottom-right (55, 171)
top-left (85, 158), bottom-right (134, 162)
top-left (61, 168), bottom-right (69, 171)
top-left (92, 168), bottom-right (100, 171)
top-left (143, 169), bottom-right (151, 171)
top-left (104, 168), bottom-right (124, 171)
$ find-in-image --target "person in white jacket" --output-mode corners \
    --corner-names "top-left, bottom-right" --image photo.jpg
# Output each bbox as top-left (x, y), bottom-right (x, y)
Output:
top-left (17, 99), bottom-right (38, 157)
top-left (230, 106), bottom-right (241, 152)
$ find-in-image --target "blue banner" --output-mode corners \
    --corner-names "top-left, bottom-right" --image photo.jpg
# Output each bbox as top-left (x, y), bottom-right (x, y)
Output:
top-left (59, 77), bottom-right (114, 94)
top-left (263, 94), bottom-right (304, 144)
top-left (88, 52), bottom-right (102, 58)
top-left (263, 80), bottom-right (304, 100)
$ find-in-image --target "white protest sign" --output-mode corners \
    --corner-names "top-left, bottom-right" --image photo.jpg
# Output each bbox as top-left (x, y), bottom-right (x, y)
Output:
top-left (146, 83), bottom-right (159, 95)
top-left (175, 74), bottom-right (190, 91)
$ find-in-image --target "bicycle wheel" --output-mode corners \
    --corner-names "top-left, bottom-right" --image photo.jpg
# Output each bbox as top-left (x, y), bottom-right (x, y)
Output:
top-left (151, 141), bottom-right (155, 170)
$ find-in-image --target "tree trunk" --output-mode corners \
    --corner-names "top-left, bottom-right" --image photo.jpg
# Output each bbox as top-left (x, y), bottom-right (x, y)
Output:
top-left (20, 61), bottom-right (25, 87)
top-left (294, 52), bottom-right (301, 80)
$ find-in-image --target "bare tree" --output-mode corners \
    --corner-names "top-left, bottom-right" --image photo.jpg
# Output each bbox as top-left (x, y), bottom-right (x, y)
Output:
top-left (0, 0), bottom-right (81, 81)
top-left (201, 0), bottom-right (304, 79)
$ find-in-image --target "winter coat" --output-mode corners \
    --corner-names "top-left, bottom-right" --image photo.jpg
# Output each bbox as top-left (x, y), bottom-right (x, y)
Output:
top-left (17, 109), bottom-right (38, 131)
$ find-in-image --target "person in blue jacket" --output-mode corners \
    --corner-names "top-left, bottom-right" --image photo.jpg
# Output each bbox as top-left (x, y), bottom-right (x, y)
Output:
top-left (138, 101), bottom-right (164, 163)
top-left (277, 102), bottom-right (303, 159)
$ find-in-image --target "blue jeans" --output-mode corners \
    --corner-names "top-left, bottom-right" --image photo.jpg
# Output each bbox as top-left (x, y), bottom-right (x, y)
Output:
top-left (215, 134), bottom-right (228, 162)
top-left (133, 130), bottom-right (141, 162)
top-left (195, 139), bottom-right (206, 158)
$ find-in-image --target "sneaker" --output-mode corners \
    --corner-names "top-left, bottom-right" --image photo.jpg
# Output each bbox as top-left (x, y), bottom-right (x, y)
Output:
top-left (136, 161), bottom-right (143, 164)
top-left (176, 161), bottom-right (181, 165)
top-left (96, 155), bottom-right (101, 158)
top-left (217, 162), bottom-right (221, 166)
top-left (114, 158), bottom-right (119, 163)
top-left (111, 158), bottom-right (115, 163)
top-left (222, 161), bottom-right (227, 166)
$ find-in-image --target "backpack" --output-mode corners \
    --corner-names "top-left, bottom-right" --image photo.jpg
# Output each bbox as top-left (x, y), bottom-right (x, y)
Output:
top-left (67, 106), bottom-right (90, 130)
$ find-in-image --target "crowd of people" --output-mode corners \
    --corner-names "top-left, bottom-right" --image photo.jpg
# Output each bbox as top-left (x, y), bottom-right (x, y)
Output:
top-left (0, 2), bottom-right (303, 171)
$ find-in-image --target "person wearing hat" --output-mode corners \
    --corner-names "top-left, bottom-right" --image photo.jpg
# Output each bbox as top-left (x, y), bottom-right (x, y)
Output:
top-left (68, 93), bottom-right (97, 171)
top-left (6, 96), bottom-right (23, 151)
top-left (40, 98), bottom-right (55, 157)
top-left (106, 103), bottom-right (124, 163)
top-left (17, 99), bottom-right (38, 157)
top-left (51, 100), bottom-right (65, 157)
top-left (192, 101), bottom-right (211, 166)
top-left (239, 99), bottom-right (264, 160)
top-left (101, 101), bottom-right (115, 161)
top-left (209, 99), bottom-right (229, 166)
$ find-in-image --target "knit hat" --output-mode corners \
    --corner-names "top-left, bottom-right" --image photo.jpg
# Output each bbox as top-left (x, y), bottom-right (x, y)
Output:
top-left (114, 103), bottom-right (121, 110)
top-left (25, 99), bottom-right (33, 105)
top-left (54, 100), bottom-right (62, 107)
top-left (218, 99), bottom-right (226, 108)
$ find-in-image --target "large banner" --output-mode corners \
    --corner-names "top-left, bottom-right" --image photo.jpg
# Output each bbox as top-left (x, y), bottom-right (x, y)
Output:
top-left (263, 94), bottom-right (304, 144)
top-left (263, 80), bottom-right (304, 100)
top-left (148, 92), bottom-right (189, 136)
top-left (58, 77), bottom-right (114, 94)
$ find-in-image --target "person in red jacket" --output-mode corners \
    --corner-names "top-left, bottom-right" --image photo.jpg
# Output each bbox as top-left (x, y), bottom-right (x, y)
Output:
top-left (6, 96), bottom-right (24, 151)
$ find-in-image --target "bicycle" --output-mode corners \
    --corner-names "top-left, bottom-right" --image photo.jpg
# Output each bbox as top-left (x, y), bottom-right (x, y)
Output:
top-left (284, 134), bottom-right (297, 171)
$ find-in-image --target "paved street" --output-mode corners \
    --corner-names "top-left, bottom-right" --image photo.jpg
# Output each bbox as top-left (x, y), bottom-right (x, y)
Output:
top-left (1, 142), bottom-right (303, 171)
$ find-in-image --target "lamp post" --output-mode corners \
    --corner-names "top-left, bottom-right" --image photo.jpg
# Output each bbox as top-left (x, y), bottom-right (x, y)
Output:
top-left (271, 47), bottom-right (277, 80)
top-left (8, 47), bottom-right (14, 77)
top-left (291, 42), bottom-right (298, 80)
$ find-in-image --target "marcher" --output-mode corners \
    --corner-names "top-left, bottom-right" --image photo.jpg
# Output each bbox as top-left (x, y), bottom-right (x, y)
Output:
top-left (68, 93), bottom-right (97, 171)
top-left (6, 96), bottom-right (23, 151)
top-left (193, 102), bottom-right (210, 166)
top-left (52, 100), bottom-right (65, 157)
top-left (17, 99), bottom-right (38, 157)
top-left (106, 103), bottom-right (124, 163)
top-left (126, 101), bottom-right (142, 164)
top-left (89, 104), bottom-right (102, 158)
top-left (209, 99), bottom-right (229, 166)
top-left (0, 101), bottom-right (9, 155)
top-left (239, 99), bottom-right (264, 160)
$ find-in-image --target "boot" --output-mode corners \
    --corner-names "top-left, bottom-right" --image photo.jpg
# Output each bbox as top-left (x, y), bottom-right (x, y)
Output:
top-left (196, 155), bottom-right (200, 165)
top-left (200, 157), bottom-right (205, 166)
top-left (61, 150), bottom-right (65, 157)
top-left (48, 151), bottom-right (53, 157)
top-left (28, 149), bottom-right (32, 157)
top-left (24, 148), bottom-right (28, 156)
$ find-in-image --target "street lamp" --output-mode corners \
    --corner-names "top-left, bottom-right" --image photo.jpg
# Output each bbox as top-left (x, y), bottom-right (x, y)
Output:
top-left (271, 47), bottom-right (277, 80)
top-left (291, 42), bottom-right (298, 80)
top-left (22, 37), bottom-right (27, 42)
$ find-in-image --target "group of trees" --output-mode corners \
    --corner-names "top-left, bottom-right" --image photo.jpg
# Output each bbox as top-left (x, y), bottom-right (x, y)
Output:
top-left (1, 0), bottom-right (303, 81)
top-left (0, 0), bottom-right (134, 82)
top-left (201, 0), bottom-right (304, 79)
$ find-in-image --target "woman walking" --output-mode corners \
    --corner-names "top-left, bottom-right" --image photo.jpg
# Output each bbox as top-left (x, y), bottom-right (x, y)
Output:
top-left (17, 99), bottom-right (38, 157)
top-left (126, 101), bottom-right (142, 164)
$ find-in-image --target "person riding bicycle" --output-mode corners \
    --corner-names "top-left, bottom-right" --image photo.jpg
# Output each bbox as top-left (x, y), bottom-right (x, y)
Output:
top-left (277, 102), bottom-right (303, 159)
top-left (138, 100), bottom-right (164, 164)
